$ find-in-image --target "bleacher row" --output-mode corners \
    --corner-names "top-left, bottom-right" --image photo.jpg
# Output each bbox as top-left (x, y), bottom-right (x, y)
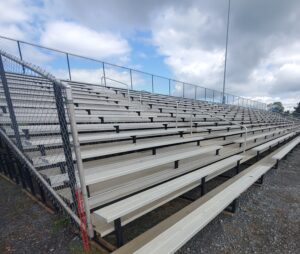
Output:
top-left (1, 72), bottom-right (300, 253)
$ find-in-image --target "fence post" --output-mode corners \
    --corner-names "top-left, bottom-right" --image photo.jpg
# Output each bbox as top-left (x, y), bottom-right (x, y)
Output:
top-left (17, 41), bottom-right (25, 74)
top-left (66, 53), bottom-right (72, 80)
top-left (0, 54), bottom-right (35, 194)
top-left (130, 69), bottom-right (133, 89)
top-left (102, 62), bottom-right (106, 87)
top-left (65, 84), bottom-right (94, 238)
top-left (151, 75), bottom-right (154, 93)
top-left (0, 55), bottom-right (23, 150)
top-left (53, 82), bottom-right (78, 213)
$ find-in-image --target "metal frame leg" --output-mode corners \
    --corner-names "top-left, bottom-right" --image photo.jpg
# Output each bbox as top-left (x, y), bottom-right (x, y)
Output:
top-left (201, 177), bottom-right (206, 196)
top-left (114, 218), bottom-right (124, 247)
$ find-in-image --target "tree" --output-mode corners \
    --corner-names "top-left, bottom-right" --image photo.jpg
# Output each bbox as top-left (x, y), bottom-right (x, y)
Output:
top-left (269, 101), bottom-right (284, 113)
top-left (293, 102), bottom-right (300, 117)
top-left (294, 102), bottom-right (300, 113)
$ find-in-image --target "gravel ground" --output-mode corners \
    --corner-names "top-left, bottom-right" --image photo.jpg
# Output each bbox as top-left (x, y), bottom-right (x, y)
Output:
top-left (1, 146), bottom-right (299, 253)
top-left (0, 177), bottom-right (102, 254)
top-left (176, 146), bottom-right (300, 254)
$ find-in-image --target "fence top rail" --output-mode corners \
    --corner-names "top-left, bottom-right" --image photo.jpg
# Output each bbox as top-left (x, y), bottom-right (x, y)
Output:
top-left (0, 48), bottom-right (68, 89)
top-left (0, 35), bottom-right (266, 109)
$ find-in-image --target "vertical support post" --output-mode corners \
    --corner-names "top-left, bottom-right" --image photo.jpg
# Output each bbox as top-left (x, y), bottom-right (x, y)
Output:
top-left (102, 62), bottom-right (106, 87)
top-left (64, 84), bottom-right (94, 238)
top-left (0, 55), bottom-right (23, 150)
top-left (176, 101), bottom-right (179, 129)
top-left (130, 69), bottom-right (133, 89)
top-left (194, 86), bottom-right (197, 100)
top-left (169, 79), bottom-right (171, 96)
top-left (236, 160), bottom-right (240, 174)
top-left (114, 218), bottom-right (124, 247)
top-left (53, 82), bottom-right (78, 216)
top-left (213, 90), bottom-right (215, 103)
top-left (151, 74), bottom-right (154, 93)
top-left (183, 83), bottom-right (185, 98)
top-left (222, 0), bottom-right (231, 104)
top-left (190, 107), bottom-right (193, 135)
top-left (0, 55), bottom-right (36, 194)
top-left (204, 88), bottom-right (207, 101)
top-left (17, 41), bottom-right (25, 74)
top-left (66, 53), bottom-right (72, 80)
top-left (200, 177), bottom-right (206, 196)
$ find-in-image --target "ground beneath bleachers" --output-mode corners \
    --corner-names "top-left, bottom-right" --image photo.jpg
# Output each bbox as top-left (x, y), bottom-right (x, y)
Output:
top-left (1, 147), bottom-right (299, 254)
top-left (0, 177), bottom-right (104, 254)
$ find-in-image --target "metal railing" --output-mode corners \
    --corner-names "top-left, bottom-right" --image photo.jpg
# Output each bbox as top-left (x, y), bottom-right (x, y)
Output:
top-left (101, 76), bottom-right (130, 105)
top-left (0, 49), bottom-right (93, 238)
top-left (0, 35), bottom-right (267, 110)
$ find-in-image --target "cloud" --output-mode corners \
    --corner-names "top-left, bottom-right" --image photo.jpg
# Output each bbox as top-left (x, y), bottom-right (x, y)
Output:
top-left (40, 21), bottom-right (130, 59)
top-left (0, 0), bottom-right (299, 110)
top-left (152, 6), bottom-right (226, 90)
top-left (149, 0), bottom-right (300, 110)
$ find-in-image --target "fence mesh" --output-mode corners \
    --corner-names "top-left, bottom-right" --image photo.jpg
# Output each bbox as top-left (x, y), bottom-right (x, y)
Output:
top-left (0, 52), bottom-right (80, 225)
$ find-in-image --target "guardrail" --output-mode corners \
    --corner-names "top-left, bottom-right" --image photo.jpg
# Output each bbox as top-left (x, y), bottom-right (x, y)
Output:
top-left (0, 35), bottom-right (267, 110)
top-left (0, 49), bottom-right (93, 239)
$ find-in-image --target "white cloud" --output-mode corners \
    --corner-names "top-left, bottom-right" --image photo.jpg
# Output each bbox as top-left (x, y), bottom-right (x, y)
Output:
top-left (1, 0), bottom-right (299, 111)
top-left (40, 21), bottom-right (130, 59)
top-left (150, 2), bottom-right (300, 110)
top-left (152, 7), bottom-right (225, 90)
top-left (0, 0), bottom-right (29, 24)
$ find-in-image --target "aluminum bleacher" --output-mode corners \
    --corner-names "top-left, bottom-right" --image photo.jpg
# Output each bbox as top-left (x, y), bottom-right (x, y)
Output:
top-left (0, 49), bottom-right (300, 253)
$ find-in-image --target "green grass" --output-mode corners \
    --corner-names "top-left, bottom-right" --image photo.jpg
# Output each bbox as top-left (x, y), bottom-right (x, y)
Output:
top-left (68, 241), bottom-right (102, 254)
top-left (52, 215), bottom-right (70, 233)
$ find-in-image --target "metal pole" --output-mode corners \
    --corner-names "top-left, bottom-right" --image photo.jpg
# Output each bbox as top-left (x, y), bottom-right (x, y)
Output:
top-left (169, 79), bottom-right (171, 96)
top-left (140, 91), bottom-right (142, 111)
top-left (130, 69), bottom-right (133, 89)
top-left (0, 55), bottom-right (23, 150)
top-left (194, 86), bottom-right (197, 100)
top-left (66, 53), bottom-right (72, 80)
top-left (0, 54), bottom-right (36, 195)
top-left (53, 82), bottom-right (78, 213)
top-left (17, 41), bottom-right (25, 74)
top-left (183, 83), bottom-right (185, 98)
top-left (176, 101), bottom-right (179, 128)
top-left (65, 85), bottom-right (94, 238)
top-left (190, 107), bottom-right (193, 135)
top-left (151, 74), bottom-right (154, 93)
top-left (222, 0), bottom-right (231, 104)
top-left (102, 62), bottom-right (106, 87)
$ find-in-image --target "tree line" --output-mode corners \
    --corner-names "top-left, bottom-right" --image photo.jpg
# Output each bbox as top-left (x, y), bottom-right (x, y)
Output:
top-left (268, 101), bottom-right (300, 118)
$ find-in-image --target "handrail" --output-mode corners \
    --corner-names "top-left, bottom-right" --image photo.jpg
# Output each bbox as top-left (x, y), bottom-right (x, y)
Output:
top-left (0, 49), bottom-right (93, 237)
top-left (0, 49), bottom-right (66, 89)
top-left (190, 107), bottom-right (194, 135)
top-left (101, 76), bottom-right (130, 105)
top-left (202, 109), bottom-right (248, 154)
top-left (176, 101), bottom-right (179, 129)
top-left (0, 35), bottom-right (267, 110)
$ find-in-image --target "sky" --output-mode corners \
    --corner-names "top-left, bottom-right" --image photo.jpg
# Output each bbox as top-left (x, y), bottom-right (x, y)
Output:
top-left (0, 0), bottom-right (299, 111)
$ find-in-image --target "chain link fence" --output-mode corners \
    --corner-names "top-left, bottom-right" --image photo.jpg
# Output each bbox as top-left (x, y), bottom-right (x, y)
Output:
top-left (0, 49), bottom-right (92, 238)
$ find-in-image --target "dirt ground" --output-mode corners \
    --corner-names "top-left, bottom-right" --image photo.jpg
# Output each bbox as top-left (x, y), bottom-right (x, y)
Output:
top-left (1, 146), bottom-right (299, 254)
top-left (0, 176), bottom-right (102, 254)
top-left (176, 146), bottom-right (300, 254)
